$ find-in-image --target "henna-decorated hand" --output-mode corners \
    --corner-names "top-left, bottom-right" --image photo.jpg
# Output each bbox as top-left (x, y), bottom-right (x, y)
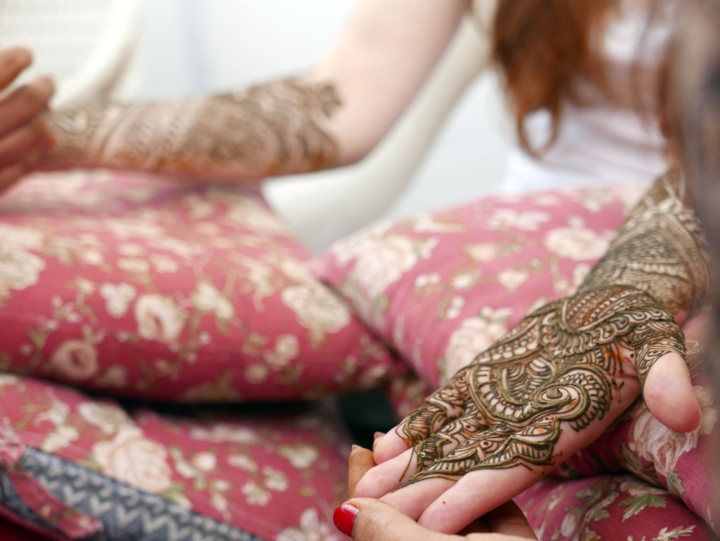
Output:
top-left (355, 172), bottom-right (707, 533)
top-left (355, 285), bottom-right (701, 533)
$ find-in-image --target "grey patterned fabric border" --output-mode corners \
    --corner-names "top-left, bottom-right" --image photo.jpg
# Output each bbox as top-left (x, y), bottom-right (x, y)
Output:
top-left (0, 447), bottom-right (263, 541)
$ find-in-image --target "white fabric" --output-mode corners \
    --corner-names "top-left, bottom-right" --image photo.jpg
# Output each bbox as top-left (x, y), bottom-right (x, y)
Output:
top-left (0, 0), bottom-right (140, 108)
top-left (502, 0), bottom-right (672, 192)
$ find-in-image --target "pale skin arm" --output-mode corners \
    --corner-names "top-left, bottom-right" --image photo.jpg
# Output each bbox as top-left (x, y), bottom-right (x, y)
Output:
top-left (41, 0), bottom-right (472, 180)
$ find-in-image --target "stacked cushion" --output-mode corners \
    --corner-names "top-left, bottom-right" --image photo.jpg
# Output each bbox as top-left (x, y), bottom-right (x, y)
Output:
top-left (0, 171), bottom-right (398, 402)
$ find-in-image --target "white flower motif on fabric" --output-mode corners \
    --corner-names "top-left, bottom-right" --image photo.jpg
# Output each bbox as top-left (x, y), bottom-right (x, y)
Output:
top-left (276, 508), bottom-right (343, 541)
top-left (100, 283), bottom-right (137, 318)
top-left (228, 454), bottom-right (258, 473)
top-left (279, 443), bottom-right (319, 469)
top-left (50, 340), bottom-right (99, 380)
top-left (281, 284), bottom-right (350, 341)
top-left (93, 426), bottom-right (173, 493)
top-left (241, 481), bottom-right (271, 506)
top-left (350, 235), bottom-right (419, 298)
top-left (41, 425), bottom-right (79, 453)
top-left (497, 269), bottom-right (529, 292)
top-left (0, 244), bottom-right (44, 296)
top-left (0, 224), bottom-right (44, 249)
top-left (78, 402), bottom-right (132, 434)
top-left (191, 281), bottom-right (234, 320)
top-left (544, 225), bottom-right (610, 260)
top-left (443, 308), bottom-right (513, 382)
top-left (465, 243), bottom-right (499, 262)
top-left (134, 294), bottom-right (186, 343)
top-left (488, 209), bottom-right (550, 231)
top-left (190, 424), bottom-right (258, 444)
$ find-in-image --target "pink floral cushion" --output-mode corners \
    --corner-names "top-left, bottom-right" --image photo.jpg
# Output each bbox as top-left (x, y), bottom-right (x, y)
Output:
top-left (516, 474), bottom-right (716, 541)
top-left (318, 185), bottom-right (645, 386)
top-left (0, 373), bottom-right (350, 540)
top-left (0, 171), bottom-right (397, 401)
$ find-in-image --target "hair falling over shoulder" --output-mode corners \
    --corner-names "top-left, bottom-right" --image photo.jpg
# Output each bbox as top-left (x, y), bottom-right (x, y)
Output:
top-left (490, 0), bottom-right (618, 154)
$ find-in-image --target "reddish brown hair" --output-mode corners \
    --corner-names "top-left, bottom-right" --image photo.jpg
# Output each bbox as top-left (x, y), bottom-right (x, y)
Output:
top-left (491, 1), bottom-right (617, 154)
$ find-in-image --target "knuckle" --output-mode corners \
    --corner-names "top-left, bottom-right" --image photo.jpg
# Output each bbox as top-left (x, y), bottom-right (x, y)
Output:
top-left (16, 83), bottom-right (51, 110)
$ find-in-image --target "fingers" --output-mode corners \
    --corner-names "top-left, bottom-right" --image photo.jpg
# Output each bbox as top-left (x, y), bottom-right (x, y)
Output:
top-left (632, 320), bottom-right (702, 433)
top-left (416, 470), bottom-right (533, 534)
top-left (0, 77), bottom-right (55, 138)
top-left (0, 118), bottom-right (51, 166)
top-left (377, 379), bottom-right (639, 534)
top-left (642, 352), bottom-right (701, 432)
top-left (0, 47), bottom-right (32, 91)
top-left (413, 405), bottom-right (487, 472)
top-left (0, 164), bottom-right (27, 196)
top-left (341, 498), bottom-right (457, 541)
top-left (355, 447), bottom-right (420, 498)
top-left (375, 372), bottom-right (471, 464)
top-left (348, 446), bottom-right (376, 498)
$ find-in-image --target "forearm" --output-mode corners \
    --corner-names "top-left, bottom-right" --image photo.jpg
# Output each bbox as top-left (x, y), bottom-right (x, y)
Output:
top-left (43, 77), bottom-right (342, 181)
top-left (579, 170), bottom-right (709, 320)
top-left (43, 1), bottom-right (471, 181)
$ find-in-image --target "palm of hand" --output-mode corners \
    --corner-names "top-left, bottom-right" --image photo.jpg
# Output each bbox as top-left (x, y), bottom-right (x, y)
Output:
top-left (400, 284), bottom-right (684, 482)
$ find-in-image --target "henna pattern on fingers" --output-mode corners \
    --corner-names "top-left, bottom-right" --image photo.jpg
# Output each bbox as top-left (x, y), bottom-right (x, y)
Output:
top-left (46, 78), bottom-right (341, 179)
top-left (399, 171), bottom-right (708, 482)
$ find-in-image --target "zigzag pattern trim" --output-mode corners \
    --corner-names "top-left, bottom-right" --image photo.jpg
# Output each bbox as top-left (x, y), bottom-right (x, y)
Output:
top-left (1, 447), bottom-right (263, 541)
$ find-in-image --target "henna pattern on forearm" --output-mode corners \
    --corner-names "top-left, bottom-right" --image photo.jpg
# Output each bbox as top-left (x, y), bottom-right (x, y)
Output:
top-left (399, 171), bottom-right (709, 482)
top-left (45, 78), bottom-right (341, 179)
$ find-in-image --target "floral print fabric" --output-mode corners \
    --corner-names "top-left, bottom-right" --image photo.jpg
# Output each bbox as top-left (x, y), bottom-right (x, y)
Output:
top-left (0, 170), bottom-right (397, 401)
top-left (517, 475), bottom-right (716, 541)
top-left (318, 185), bottom-right (646, 386)
top-left (0, 373), bottom-right (350, 540)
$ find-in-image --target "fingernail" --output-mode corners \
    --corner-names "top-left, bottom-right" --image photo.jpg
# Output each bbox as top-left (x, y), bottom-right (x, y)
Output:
top-left (333, 503), bottom-right (358, 537)
top-left (350, 444), bottom-right (360, 452)
top-left (373, 432), bottom-right (384, 440)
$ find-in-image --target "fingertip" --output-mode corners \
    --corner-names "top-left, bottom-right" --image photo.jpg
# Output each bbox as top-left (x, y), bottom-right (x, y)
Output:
top-left (32, 76), bottom-right (56, 99)
top-left (644, 353), bottom-right (701, 433)
top-left (5, 46), bottom-right (32, 69)
top-left (373, 428), bottom-right (409, 463)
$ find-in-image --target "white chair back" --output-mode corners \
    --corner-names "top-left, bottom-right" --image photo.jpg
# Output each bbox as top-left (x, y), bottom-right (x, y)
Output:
top-left (0, 0), bottom-right (140, 107)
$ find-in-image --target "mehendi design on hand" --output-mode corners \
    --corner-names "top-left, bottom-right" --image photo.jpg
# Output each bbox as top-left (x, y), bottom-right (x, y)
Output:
top-left (46, 78), bottom-right (342, 179)
top-left (399, 171), bottom-right (708, 482)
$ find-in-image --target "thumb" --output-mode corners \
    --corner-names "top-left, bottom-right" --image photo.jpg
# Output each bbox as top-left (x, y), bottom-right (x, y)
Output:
top-left (642, 352), bottom-right (701, 433)
top-left (335, 498), bottom-right (455, 541)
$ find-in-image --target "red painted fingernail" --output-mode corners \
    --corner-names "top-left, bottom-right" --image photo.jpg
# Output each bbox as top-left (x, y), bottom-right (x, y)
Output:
top-left (333, 503), bottom-right (358, 537)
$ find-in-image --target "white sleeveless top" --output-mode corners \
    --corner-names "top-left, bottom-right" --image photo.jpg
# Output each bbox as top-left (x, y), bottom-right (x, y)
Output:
top-left (499, 1), bottom-right (674, 192)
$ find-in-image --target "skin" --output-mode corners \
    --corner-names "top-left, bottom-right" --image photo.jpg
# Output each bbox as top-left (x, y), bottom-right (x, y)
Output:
top-left (0, 47), bottom-right (54, 195)
top-left (346, 445), bottom-right (536, 540)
